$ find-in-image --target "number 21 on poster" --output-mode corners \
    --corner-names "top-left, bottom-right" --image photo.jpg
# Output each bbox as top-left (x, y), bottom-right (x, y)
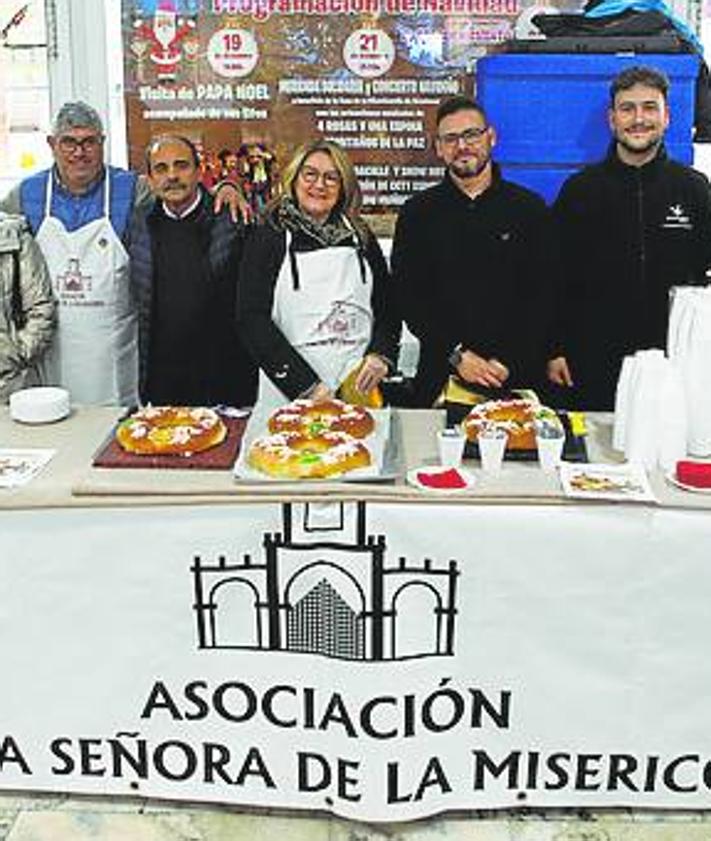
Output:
top-left (343, 28), bottom-right (395, 79)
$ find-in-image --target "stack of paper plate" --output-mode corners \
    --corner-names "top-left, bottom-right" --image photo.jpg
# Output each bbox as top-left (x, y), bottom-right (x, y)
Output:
top-left (9, 387), bottom-right (71, 424)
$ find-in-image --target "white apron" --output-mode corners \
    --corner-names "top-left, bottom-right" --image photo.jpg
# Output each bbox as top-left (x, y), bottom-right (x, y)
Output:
top-left (257, 231), bottom-right (373, 411)
top-left (37, 173), bottom-right (138, 406)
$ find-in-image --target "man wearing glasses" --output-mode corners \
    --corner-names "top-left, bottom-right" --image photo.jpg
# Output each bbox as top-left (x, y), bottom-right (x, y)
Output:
top-left (391, 95), bottom-right (557, 407)
top-left (1, 101), bottom-right (244, 406)
top-left (1, 102), bottom-right (142, 405)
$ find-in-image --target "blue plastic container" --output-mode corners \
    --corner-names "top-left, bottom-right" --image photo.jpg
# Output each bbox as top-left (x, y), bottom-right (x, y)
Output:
top-left (497, 163), bottom-right (582, 205)
top-left (476, 53), bottom-right (699, 203)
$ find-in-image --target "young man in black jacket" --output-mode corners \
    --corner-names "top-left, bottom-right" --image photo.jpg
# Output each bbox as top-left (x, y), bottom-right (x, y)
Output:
top-left (548, 65), bottom-right (711, 410)
top-left (391, 95), bottom-right (557, 408)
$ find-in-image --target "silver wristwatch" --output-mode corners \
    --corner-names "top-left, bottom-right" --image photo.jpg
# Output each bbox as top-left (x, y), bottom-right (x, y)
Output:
top-left (448, 343), bottom-right (463, 368)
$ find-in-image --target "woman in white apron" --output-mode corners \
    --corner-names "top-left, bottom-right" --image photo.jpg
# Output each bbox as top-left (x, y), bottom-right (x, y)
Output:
top-left (238, 141), bottom-right (400, 413)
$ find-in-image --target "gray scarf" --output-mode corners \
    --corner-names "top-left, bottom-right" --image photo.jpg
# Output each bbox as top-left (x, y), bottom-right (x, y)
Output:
top-left (274, 197), bottom-right (358, 247)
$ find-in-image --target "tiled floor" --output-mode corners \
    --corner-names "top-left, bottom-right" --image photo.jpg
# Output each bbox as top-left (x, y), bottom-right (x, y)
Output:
top-left (1, 797), bottom-right (710, 841)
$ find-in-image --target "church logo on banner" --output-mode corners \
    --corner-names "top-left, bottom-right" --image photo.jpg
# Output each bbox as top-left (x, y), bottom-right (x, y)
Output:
top-left (191, 501), bottom-right (460, 661)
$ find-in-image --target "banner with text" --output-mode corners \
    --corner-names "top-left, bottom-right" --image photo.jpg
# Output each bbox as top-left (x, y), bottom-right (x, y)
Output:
top-left (121, 0), bottom-right (565, 216)
top-left (1, 501), bottom-right (711, 820)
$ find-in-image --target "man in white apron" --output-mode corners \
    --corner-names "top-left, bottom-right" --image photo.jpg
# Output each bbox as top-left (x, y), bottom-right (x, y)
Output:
top-left (1, 102), bottom-right (138, 405)
top-left (1, 101), bottom-right (248, 407)
top-left (37, 150), bottom-right (138, 406)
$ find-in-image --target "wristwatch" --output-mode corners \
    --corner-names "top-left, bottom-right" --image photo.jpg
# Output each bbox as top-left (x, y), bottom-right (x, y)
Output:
top-left (448, 343), bottom-right (464, 369)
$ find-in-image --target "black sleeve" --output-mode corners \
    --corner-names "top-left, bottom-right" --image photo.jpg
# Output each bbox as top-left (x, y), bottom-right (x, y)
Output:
top-left (551, 178), bottom-right (587, 361)
top-left (508, 198), bottom-right (560, 385)
top-left (236, 223), bottom-right (321, 399)
top-left (693, 173), bottom-right (711, 283)
top-left (462, 195), bottom-right (558, 386)
top-left (362, 229), bottom-right (401, 368)
top-left (391, 199), bottom-right (455, 363)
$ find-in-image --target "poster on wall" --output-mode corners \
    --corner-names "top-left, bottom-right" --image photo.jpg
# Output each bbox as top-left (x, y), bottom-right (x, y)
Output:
top-left (121, 0), bottom-right (551, 224)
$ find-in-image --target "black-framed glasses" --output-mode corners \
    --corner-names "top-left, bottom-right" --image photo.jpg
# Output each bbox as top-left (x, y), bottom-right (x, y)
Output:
top-left (299, 165), bottom-right (341, 188)
top-left (438, 126), bottom-right (489, 147)
top-left (57, 135), bottom-right (104, 154)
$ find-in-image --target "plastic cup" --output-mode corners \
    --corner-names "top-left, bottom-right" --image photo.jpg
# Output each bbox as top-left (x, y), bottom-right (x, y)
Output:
top-left (437, 428), bottom-right (466, 468)
top-left (478, 426), bottom-right (507, 474)
top-left (535, 425), bottom-right (565, 472)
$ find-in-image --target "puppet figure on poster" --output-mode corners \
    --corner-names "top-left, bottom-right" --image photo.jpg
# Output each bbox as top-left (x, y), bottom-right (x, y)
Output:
top-left (238, 142), bottom-right (276, 216)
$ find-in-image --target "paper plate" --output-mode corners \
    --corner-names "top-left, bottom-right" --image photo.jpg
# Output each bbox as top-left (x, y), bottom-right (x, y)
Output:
top-left (664, 470), bottom-right (711, 495)
top-left (406, 465), bottom-right (477, 493)
top-left (9, 387), bottom-right (70, 424)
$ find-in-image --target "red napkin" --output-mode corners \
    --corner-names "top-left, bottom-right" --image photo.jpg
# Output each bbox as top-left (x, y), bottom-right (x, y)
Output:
top-left (417, 468), bottom-right (467, 489)
top-left (676, 460), bottom-right (711, 488)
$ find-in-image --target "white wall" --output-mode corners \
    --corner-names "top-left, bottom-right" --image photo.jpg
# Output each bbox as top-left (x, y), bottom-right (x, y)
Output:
top-left (48, 0), bottom-right (126, 167)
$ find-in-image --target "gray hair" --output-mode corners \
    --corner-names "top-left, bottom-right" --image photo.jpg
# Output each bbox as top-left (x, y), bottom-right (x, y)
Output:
top-left (51, 101), bottom-right (104, 136)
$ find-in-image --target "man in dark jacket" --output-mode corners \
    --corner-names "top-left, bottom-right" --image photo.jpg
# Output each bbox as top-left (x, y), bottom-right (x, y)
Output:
top-left (131, 135), bottom-right (257, 407)
top-left (391, 95), bottom-right (557, 407)
top-left (549, 65), bottom-right (711, 410)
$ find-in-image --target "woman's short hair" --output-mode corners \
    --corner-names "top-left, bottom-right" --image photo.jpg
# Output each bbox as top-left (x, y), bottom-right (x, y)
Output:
top-left (279, 140), bottom-right (362, 219)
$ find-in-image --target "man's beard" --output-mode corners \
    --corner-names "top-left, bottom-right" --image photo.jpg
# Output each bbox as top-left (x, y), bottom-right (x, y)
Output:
top-left (616, 129), bottom-right (662, 157)
top-left (448, 152), bottom-right (490, 180)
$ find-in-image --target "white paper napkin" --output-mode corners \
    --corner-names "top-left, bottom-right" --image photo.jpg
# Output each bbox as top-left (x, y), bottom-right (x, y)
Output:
top-left (612, 354), bottom-right (635, 452)
top-left (625, 350), bottom-right (674, 469)
top-left (624, 351), bottom-right (660, 468)
top-left (657, 361), bottom-right (687, 472)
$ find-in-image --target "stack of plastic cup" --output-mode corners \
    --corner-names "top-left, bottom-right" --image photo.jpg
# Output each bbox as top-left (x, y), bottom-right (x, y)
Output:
top-left (437, 427), bottom-right (466, 467)
top-left (478, 423), bottom-right (507, 474)
top-left (535, 418), bottom-right (565, 472)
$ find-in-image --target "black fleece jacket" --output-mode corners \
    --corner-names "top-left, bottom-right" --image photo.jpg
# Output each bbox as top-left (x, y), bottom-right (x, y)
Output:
top-left (391, 167), bottom-right (557, 407)
top-left (552, 144), bottom-right (711, 409)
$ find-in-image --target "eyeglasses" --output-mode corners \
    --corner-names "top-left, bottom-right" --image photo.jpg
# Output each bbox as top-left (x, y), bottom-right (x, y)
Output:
top-left (438, 126), bottom-right (489, 147)
top-left (299, 165), bottom-right (341, 188)
top-left (57, 135), bottom-right (104, 154)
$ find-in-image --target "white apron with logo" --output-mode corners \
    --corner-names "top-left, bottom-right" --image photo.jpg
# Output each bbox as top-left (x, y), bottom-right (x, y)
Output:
top-left (37, 173), bottom-right (138, 405)
top-left (257, 231), bottom-right (373, 412)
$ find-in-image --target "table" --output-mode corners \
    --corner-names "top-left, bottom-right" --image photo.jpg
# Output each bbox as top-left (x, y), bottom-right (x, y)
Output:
top-left (0, 406), bottom-right (707, 510)
top-left (1, 407), bottom-right (711, 823)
